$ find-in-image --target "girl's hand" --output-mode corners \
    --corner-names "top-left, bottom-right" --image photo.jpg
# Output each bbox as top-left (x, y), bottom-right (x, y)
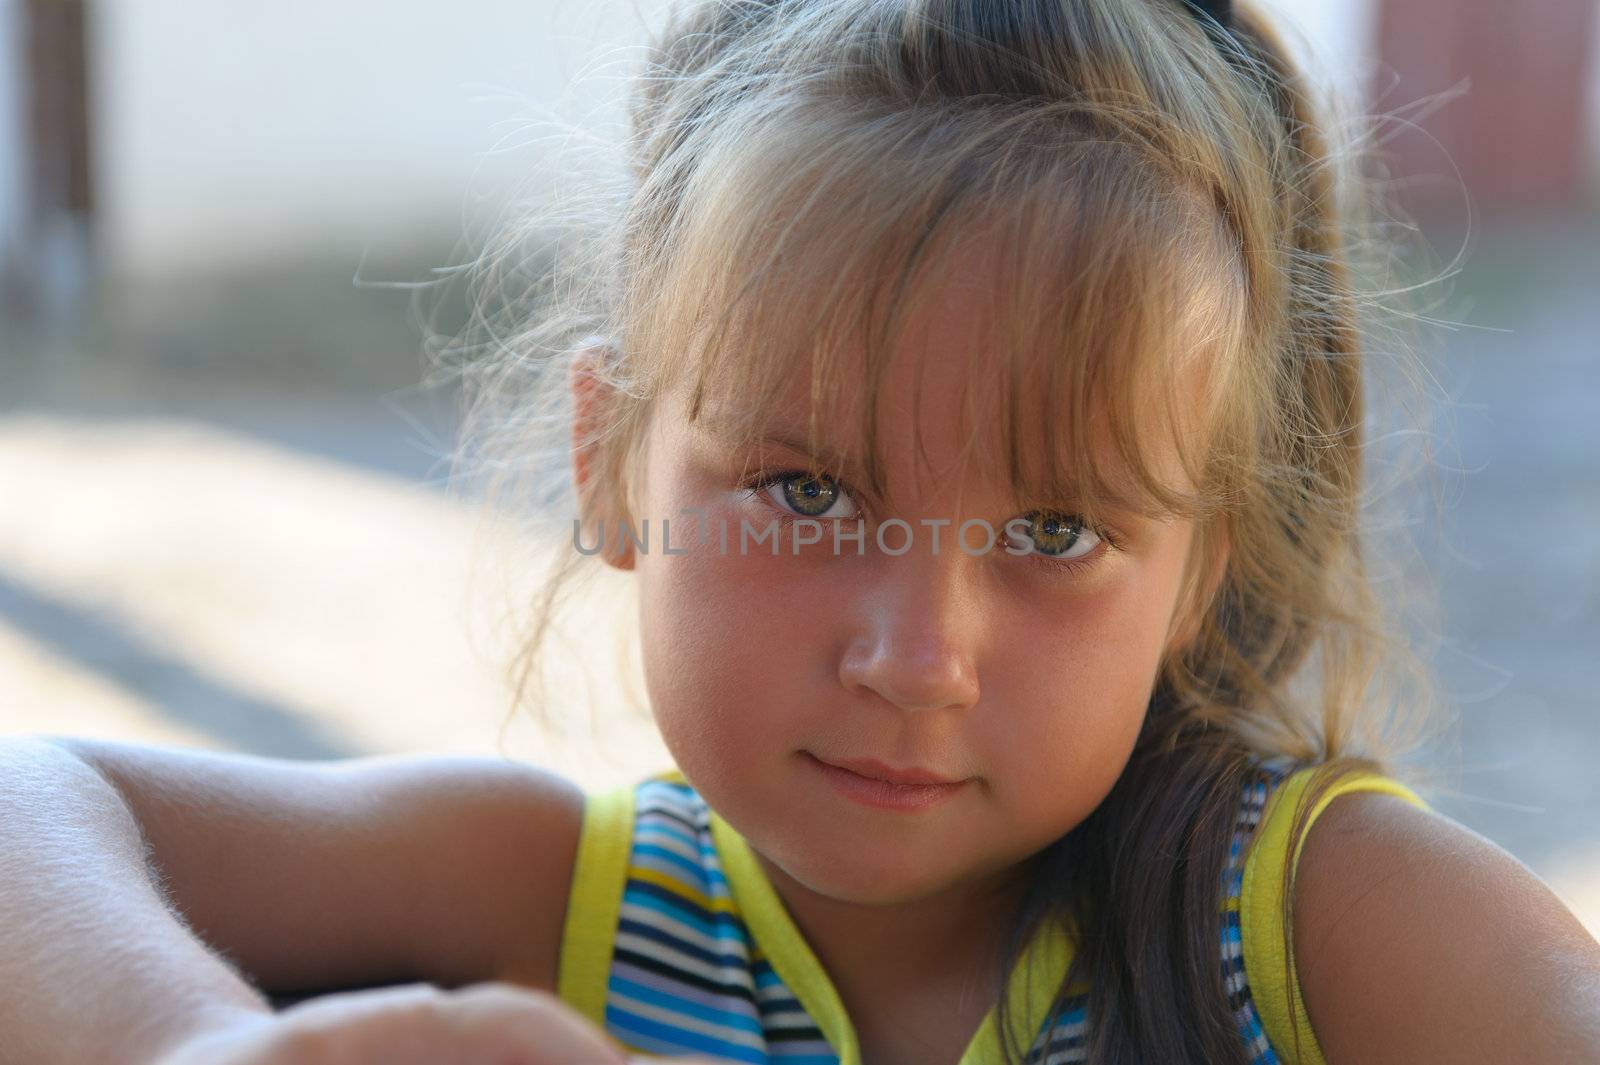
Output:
top-left (151, 981), bottom-right (721, 1065)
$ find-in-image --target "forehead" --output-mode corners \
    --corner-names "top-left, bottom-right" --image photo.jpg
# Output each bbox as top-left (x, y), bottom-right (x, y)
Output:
top-left (687, 230), bottom-right (1220, 517)
top-left (625, 80), bottom-right (1258, 519)
top-left (648, 122), bottom-right (1247, 525)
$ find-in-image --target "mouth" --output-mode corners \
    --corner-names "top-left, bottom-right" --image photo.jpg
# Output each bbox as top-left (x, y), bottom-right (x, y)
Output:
top-left (804, 752), bottom-right (971, 812)
top-left (814, 755), bottom-right (968, 786)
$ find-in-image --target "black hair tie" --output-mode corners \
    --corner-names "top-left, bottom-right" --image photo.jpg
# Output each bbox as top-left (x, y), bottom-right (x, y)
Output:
top-left (1181, 0), bottom-right (1232, 27)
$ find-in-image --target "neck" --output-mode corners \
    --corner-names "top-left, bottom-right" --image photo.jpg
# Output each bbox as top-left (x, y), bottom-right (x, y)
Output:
top-left (752, 848), bottom-right (1042, 1003)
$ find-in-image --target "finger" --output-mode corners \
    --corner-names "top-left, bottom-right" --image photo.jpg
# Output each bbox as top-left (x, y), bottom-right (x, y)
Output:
top-left (442, 983), bottom-right (630, 1064)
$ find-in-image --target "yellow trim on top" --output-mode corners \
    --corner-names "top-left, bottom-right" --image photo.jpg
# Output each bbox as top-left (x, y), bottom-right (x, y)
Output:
top-left (707, 805), bottom-right (863, 1064)
top-left (556, 782), bottom-right (636, 1031)
top-left (703, 785), bottom-right (1078, 1065)
top-left (960, 917), bottom-right (1082, 1065)
top-left (1240, 767), bottom-right (1430, 1065)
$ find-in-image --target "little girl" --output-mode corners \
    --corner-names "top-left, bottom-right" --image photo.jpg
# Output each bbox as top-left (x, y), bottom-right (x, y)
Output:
top-left (4, 0), bottom-right (1598, 1063)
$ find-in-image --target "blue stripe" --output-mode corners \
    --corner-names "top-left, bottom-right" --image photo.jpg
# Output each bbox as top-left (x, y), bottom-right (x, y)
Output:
top-left (624, 878), bottom-right (745, 932)
top-left (611, 972), bottom-right (764, 1035)
top-left (606, 1004), bottom-right (769, 1063)
top-left (635, 840), bottom-right (717, 882)
top-left (616, 914), bottom-right (749, 969)
top-left (636, 818), bottom-right (702, 849)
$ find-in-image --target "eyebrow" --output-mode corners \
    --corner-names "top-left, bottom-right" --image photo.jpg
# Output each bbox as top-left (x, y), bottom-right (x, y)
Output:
top-left (701, 413), bottom-right (1154, 518)
top-left (754, 429), bottom-right (854, 466)
top-left (698, 414), bottom-right (855, 468)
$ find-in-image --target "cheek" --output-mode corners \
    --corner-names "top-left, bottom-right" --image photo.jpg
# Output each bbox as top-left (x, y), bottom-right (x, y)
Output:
top-left (979, 558), bottom-right (1186, 814)
top-left (636, 502), bottom-right (845, 777)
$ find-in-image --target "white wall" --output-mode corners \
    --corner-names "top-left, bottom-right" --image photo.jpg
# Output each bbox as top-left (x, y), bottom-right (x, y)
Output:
top-left (81, 0), bottom-right (1596, 281)
top-left (89, 0), bottom-right (664, 279)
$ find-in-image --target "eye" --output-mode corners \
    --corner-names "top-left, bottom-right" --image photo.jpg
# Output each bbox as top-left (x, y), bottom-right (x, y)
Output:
top-left (1005, 510), bottom-right (1116, 573)
top-left (745, 469), bottom-right (861, 520)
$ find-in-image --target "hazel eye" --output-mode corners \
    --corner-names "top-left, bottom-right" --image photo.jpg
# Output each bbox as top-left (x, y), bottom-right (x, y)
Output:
top-left (1010, 510), bottom-right (1100, 560)
top-left (745, 469), bottom-right (860, 520)
top-left (771, 472), bottom-right (853, 518)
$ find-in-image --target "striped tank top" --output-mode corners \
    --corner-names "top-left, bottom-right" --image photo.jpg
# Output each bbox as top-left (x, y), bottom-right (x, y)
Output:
top-left (556, 761), bottom-right (1429, 1064)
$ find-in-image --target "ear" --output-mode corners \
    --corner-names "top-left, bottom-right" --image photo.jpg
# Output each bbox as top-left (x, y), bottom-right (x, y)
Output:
top-left (1166, 519), bottom-right (1231, 659)
top-left (569, 339), bottom-right (636, 571)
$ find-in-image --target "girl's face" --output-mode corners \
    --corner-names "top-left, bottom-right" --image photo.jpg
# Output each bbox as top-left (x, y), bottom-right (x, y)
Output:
top-left (592, 272), bottom-right (1218, 908)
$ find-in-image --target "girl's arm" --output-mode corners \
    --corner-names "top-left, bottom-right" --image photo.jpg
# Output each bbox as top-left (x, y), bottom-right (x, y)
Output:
top-left (0, 739), bottom-right (272, 1064)
top-left (1294, 790), bottom-right (1600, 1063)
top-left (0, 735), bottom-right (585, 1063)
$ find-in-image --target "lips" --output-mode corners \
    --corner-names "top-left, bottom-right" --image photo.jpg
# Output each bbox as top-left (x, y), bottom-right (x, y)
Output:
top-left (815, 755), bottom-right (968, 787)
top-left (806, 753), bottom-right (970, 813)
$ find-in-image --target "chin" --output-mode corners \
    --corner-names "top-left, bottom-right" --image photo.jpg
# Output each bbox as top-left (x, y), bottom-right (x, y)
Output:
top-left (760, 828), bottom-right (970, 905)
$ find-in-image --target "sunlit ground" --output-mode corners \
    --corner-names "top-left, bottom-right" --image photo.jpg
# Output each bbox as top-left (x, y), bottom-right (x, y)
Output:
top-left (0, 412), bottom-right (670, 793)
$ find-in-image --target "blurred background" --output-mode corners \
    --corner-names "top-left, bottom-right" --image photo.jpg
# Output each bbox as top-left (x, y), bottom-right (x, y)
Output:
top-left (1, 0), bottom-right (1597, 934)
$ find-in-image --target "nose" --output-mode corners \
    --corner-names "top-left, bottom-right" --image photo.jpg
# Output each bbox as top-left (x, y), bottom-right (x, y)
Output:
top-left (836, 552), bottom-right (982, 714)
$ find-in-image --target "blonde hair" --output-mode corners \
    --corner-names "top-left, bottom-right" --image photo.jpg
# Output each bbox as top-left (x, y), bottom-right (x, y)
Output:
top-left (425, 0), bottom-right (1454, 1059)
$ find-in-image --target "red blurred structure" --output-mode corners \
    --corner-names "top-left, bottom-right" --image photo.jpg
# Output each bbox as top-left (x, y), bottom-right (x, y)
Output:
top-left (1373, 0), bottom-right (1598, 222)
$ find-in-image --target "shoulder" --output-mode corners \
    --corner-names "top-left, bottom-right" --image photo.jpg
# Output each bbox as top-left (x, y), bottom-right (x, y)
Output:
top-left (350, 753), bottom-right (588, 994)
top-left (41, 736), bottom-right (589, 997)
top-left (1285, 776), bottom-right (1600, 1064)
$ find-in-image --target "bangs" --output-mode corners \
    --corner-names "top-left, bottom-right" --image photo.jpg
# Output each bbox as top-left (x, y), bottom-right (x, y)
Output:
top-left (631, 97), bottom-right (1251, 529)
